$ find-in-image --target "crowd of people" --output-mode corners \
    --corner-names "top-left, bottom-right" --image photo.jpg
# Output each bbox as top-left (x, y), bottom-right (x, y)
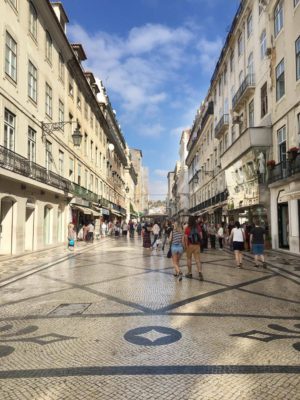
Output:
top-left (67, 216), bottom-right (267, 279)
top-left (140, 217), bottom-right (267, 281)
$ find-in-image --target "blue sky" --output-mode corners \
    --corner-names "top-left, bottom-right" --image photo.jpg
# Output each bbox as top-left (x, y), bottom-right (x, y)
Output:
top-left (61, 0), bottom-right (240, 199)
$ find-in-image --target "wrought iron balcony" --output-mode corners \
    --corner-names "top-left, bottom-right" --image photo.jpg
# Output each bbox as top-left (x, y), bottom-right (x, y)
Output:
top-left (71, 183), bottom-right (98, 203)
top-left (189, 190), bottom-right (228, 214)
top-left (232, 74), bottom-right (255, 112)
top-left (0, 145), bottom-right (71, 192)
top-left (215, 114), bottom-right (229, 139)
top-left (268, 155), bottom-right (300, 184)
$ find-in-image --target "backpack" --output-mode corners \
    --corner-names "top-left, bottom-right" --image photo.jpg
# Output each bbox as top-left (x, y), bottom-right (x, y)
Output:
top-left (188, 227), bottom-right (200, 244)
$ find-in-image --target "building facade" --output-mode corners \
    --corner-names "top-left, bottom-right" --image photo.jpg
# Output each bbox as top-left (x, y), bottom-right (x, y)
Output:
top-left (0, 0), bottom-right (131, 254)
top-left (183, 0), bottom-right (300, 254)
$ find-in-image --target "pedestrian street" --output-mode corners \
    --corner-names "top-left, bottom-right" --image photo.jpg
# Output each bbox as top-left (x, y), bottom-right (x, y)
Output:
top-left (0, 236), bottom-right (299, 399)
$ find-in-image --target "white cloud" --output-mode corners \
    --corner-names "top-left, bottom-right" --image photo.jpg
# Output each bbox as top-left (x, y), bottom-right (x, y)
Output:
top-left (154, 169), bottom-right (169, 177)
top-left (197, 37), bottom-right (223, 73)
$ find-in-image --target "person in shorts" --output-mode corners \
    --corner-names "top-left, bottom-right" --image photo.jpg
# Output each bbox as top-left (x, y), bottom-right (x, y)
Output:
top-left (250, 219), bottom-right (266, 268)
top-left (184, 216), bottom-right (204, 281)
top-left (229, 221), bottom-right (245, 268)
top-left (169, 221), bottom-right (184, 281)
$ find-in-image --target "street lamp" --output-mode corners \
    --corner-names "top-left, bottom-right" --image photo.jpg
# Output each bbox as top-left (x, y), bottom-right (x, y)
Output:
top-left (41, 120), bottom-right (83, 147)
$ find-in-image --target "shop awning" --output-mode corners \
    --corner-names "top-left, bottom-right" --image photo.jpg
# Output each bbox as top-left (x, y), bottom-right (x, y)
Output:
top-left (91, 210), bottom-right (101, 217)
top-left (71, 205), bottom-right (93, 215)
top-left (111, 210), bottom-right (123, 217)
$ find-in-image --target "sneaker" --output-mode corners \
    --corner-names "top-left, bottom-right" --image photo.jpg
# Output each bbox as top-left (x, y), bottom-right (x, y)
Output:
top-left (185, 273), bottom-right (192, 278)
top-left (199, 272), bottom-right (204, 281)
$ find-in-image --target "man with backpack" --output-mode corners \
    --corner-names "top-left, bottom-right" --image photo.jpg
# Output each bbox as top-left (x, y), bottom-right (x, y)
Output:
top-left (184, 216), bottom-right (204, 281)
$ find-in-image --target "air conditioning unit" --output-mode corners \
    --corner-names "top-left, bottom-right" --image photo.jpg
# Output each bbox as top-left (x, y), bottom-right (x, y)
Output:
top-left (265, 47), bottom-right (272, 57)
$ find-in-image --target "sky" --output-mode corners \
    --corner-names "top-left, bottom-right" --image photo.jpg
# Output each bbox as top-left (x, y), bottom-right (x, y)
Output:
top-left (60, 0), bottom-right (240, 199)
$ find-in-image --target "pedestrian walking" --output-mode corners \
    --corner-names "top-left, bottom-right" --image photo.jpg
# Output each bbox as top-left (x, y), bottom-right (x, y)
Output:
top-left (169, 221), bottom-right (184, 281)
top-left (184, 216), bottom-right (204, 281)
top-left (137, 222), bottom-right (142, 236)
top-left (142, 223), bottom-right (152, 249)
top-left (67, 222), bottom-right (76, 250)
top-left (129, 220), bottom-right (135, 238)
top-left (162, 221), bottom-right (173, 251)
top-left (250, 219), bottom-right (267, 268)
top-left (229, 221), bottom-right (245, 268)
top-left (83, 223), bottom-right (89, 241)
top-left (101, 221), bottom-right (107, 237)
top-left (122, 221), bottom-right (128, 236)
top-left (151, 221), bottom-right (160, 249)
top-left (208, 223), bottom-right (216, 249)
top-left (217, 222), bottom-right (225, 249)
top-left (87, 222), bottom-right (94, 242)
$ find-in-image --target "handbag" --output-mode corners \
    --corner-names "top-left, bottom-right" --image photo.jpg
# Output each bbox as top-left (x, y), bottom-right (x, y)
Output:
top-left (167, 246), bottom-right (172, 258)
top-left (69, 239), bottom-right (75, 246)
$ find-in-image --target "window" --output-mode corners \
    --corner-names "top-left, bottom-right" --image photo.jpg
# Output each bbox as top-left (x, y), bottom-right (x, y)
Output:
top-left (68, 76), bottom-right (74, 97)
top-left (274, 1), bottom-right (283, 37)
top-left (5, 32), bottom-right (17, 81)
top-left (276, 59), bottom-right (285, 100)
top-left (28, 61), bottom-right (37, 102)
top-left (239, 71), bottom-right (244, 86)
top-left (230, 51), bottom-right (234, 73)
top-left (27, 127), bottom-right (36, 163)
top-left (247, 13), bottom-right (253, 38)
top-left (45, 83), bottom-right (52, 118)
top-left (296, 37), bottom-right (300, 81)
top-left (231, 126), bottom-right (236, 143)
top-left (95, 146), bottom-right (98, 165)
top-left (238, 33), bottom-right (243, 57)
top-left (84, 133), bottom-right (88, 155)
top-left (261, 82), bottom-right (268, 118)
top-left (90, 114), bottom-right (94, 129)
top-left (295, 0), bottom-right (300, 7)
top-left (90, 174), bottom-right (94, 191)
top-left (259, 0), bottom-right (264, 14)
top-left (248, 100), bottom-right (254, 127)
top-left (58, 100), bottom-right (64, 124)
top-left (85, 170), bottom-right (88, 188)
top-left (45, 31), bottom-right (52, 63)
top-left (224, 133), bottom-right (228, 150)
top-left (59, 150), bottom-right (64, 176)
top-left (260, 31), bottom-right (267, 60)
top-left (90, 140), bottom-right (94, 160)
top-left (69, 158), bottom-right (74, 180)
top-left (218, 78), bottom-right (222, 96)
top-left (4, 109), bottom-right (15, 150)
top-left (278, 126), bottom-right (286, 162)
top-left (77, 95), bottom-right (81, 109)
top-left (84, 101), bottom-right (88, 119)
top-left (224, 67), bottom-right (227, 85)
top-left (45, 140), bottom-right (52, 171)
top-left (58, 53), bottom-right (64, 83)
top-left (95, 178), bottom-right (98, 195)
top-left (77, 163), bottom-right (81, 185)
top-left (29, 2), bottom-right (37, 40)
top-left (247, 52), bottom-right (254, 76)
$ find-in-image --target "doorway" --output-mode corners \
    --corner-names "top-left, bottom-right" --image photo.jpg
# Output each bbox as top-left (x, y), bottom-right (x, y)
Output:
top-left (43, 205), bottom-right (53, 245)
top-left (278, 202), bottom-right (289, 249)
top-left (25, 199), bottom-right (35, 251)
top-left (0, 197), bottom-right (15, 254)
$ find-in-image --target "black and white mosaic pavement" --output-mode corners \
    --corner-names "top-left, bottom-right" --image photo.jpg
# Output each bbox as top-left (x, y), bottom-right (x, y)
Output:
top-left (0, 237), bottom-right (299, 399)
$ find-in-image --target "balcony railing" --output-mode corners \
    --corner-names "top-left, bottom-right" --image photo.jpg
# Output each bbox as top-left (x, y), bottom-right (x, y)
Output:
top-left (268, 155), bottom-right (300, 184)
top-left (0, 145), bottom-right (71, 192)
top-left (189, 190), bottom-right (228, 214)
top-left (215, 114), bottom-right (229, 139)
top-left (232, 74), bottom-right (255, 112)
top-left (71, 183), bottom-right (98, 202)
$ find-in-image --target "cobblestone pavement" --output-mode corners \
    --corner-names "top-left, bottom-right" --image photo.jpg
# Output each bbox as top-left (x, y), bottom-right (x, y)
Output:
top-left (0, 237), bottom-right (299, 399)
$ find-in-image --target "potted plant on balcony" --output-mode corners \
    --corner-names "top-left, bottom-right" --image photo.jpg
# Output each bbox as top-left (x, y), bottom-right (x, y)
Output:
top-left (287, 146), bottom-right (299, 160)
top-left (267, 160), bottom-right (276, 170)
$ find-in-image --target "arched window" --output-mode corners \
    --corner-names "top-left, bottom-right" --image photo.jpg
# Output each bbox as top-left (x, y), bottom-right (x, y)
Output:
top-left (29, 2), bottom-right (37, 39)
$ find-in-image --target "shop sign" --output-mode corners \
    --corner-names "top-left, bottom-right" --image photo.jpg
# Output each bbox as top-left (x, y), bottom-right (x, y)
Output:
top-left (70, 197), bottom-right (89, 207)
top-left (101, 208), bottom-right (110, 215)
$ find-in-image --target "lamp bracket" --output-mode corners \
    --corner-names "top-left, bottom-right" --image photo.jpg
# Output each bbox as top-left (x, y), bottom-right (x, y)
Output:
top-left (41, 121), bottom-right (75, 136)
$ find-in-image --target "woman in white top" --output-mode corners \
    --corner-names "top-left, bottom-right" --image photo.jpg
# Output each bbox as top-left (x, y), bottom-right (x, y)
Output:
top-left (230, 221), bottom-right (245, 268)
